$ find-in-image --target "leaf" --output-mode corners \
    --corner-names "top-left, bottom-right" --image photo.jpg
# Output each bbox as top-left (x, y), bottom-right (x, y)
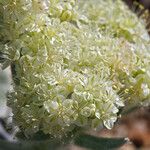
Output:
top-left (74, 134), bottom-right (127, 150)
top-left (2, 130), bottom-right (78, 150)
top-left (0, 139), bottom-right (63, 150)
top-left (0, 130), bottom-right (126, 150)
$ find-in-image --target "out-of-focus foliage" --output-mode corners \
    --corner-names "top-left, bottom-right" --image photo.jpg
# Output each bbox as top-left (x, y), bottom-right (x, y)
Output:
top-left (0, 0), bottom-right (149, 137)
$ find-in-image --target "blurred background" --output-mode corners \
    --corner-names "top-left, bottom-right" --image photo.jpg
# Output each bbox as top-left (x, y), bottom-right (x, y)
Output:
top-left (124, 0), bottom-right (150, 34)
top-left (124, 0), bottom-right (150, 9)
top-left (0, 0), bottom-right (150, 150)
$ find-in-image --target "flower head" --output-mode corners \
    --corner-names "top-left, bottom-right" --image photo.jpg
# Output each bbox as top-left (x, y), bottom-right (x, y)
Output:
top-left (0, 0), bottom-right (149, 136)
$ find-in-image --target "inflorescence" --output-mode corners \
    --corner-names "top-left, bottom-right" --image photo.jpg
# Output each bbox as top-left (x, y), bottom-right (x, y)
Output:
top-left (0, 0), bottom-right (150, 136)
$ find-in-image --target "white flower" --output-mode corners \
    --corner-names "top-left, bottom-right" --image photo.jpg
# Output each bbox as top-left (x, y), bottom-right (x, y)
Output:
top-left (80, 107), bottom-right (92, 117)
top-left (44, 101), bottom-right (59, 113)
top-left (103, 116), bottom-right (117, 130)
top-left (1, 0), bottom-right (149, 136)
top-left (141, 83), bottom-right (150, 97)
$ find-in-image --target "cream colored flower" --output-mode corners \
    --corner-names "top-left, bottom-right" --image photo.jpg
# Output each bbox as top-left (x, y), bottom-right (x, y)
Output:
top-left (0, 0), bottom-right (149, 136)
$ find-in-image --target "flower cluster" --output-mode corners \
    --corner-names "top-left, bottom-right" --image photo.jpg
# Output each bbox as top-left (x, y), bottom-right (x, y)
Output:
top-left (0, 0), bottom-right (150, 136)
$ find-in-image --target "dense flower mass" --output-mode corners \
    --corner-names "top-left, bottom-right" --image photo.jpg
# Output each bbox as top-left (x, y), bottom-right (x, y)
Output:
top-left (0, 0), bottom-right (150, 136)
